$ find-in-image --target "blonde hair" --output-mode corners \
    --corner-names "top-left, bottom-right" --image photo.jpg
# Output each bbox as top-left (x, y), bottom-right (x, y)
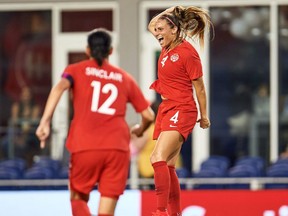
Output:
top-left (160, 6), bottom-right (212, 49)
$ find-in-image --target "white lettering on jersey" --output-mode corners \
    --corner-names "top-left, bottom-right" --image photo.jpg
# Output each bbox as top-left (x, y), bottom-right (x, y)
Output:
top-left (91, 81), bottom-right (117, 115)
top-left (161, 56), bottom-right (168, 67)
top-left (86, 67), bottom-right (123, 82)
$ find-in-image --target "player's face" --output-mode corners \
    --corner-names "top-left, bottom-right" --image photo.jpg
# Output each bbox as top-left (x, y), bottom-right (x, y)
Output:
top-left (154, 19), bottom-right (176, 49)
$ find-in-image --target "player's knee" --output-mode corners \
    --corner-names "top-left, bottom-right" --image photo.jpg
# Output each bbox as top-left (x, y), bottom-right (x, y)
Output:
top-left (70, 190), bottom-right (89, 202)
top-left (150, 151), bottom-right (166, 164)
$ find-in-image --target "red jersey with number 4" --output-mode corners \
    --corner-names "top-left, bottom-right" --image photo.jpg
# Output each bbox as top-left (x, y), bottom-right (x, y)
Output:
top-left (150, 40), bottom-right (203, 110)
top-left (62, 59), bottom-right (149, 153)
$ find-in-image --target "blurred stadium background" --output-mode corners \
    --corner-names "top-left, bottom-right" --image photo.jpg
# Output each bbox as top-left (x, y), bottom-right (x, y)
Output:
top-left (0, 0), bottom-right (288, 215)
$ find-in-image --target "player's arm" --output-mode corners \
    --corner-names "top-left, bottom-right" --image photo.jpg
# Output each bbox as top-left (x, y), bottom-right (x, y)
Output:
top-left (192, 76), bottom-right (210, 129)
top-left (147, 6), bottom-right (175, 36)
top-left (36, 78), bottom-right (71, 148)
top-left (131, 106), bottom-right (155, 137)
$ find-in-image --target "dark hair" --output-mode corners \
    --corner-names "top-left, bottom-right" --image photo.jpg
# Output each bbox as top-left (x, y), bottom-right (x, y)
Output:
top-left (160, 6), bottom-right (212, 48)
top-left (87, 28), bottom-right (112, 66)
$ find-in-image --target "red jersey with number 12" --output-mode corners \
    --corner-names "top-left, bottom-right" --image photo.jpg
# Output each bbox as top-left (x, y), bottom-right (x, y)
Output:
top-left (62, 59), bottom-right (149, 153)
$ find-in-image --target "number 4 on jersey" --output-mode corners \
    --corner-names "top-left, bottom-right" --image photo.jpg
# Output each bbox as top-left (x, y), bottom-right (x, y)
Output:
top-left (170, 111), bottom-right (179, 124)
top-left (90, 80), bottom-right (118, 115)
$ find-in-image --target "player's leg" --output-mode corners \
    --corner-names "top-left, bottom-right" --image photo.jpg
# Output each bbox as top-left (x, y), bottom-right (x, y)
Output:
top-left (167, 151), bottom-right (182, 216)
top-left (165, 109), bottom-right (197, 216)
top-left (69, 151), bottom-right (104, 216)
top-left (150, 130), bottom-right (183, 214)
top-left (98, 196), bottom-right (118, 216)
top-left (98, 150), bottom-right (130, 216)
top-left (70, 190), bottom-right (90, 216)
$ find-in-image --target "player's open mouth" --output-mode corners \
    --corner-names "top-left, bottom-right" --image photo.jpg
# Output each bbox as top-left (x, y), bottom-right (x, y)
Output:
top-left (158, 37), bottom-right (164, 43)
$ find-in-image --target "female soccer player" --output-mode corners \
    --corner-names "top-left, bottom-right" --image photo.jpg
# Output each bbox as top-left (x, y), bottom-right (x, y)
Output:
top-left (148, 6), bottom-right (212, 216)
top-left (36, 28), bottom-right (154, 216)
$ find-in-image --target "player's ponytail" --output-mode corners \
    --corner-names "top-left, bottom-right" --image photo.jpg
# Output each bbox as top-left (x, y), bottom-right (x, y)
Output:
top-left (172, 6), bottom-right (212, 49)
top-left (87, 28), bottom-right (112, 66)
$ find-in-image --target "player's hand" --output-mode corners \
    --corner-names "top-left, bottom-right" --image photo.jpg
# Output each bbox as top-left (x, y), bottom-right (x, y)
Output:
top-left (130, 124), bottom-right (144, 137)
top-left (35, 124), bottom-right (50, 149)
top-left (197, 117), bottom-right (211, 129)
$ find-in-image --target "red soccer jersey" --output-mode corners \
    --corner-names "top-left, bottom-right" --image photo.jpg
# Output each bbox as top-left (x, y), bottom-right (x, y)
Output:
top-left (62, 59), bottom-right (149, 153)
top-left (150, 40), bottom-right (203, 110)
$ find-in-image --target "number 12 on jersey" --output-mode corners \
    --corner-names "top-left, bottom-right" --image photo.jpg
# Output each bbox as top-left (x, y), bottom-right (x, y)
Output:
top-left (90, 80), bottom-right (118, 115)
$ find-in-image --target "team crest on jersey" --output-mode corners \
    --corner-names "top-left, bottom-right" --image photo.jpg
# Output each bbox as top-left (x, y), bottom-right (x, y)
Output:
top-left (170, 53), bottom-right (179, 62)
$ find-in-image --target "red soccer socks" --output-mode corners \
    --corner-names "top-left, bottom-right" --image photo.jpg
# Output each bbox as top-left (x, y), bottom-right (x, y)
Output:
top-left (71, 199), bottom-right (90, 216)
top-left (152, 161), bottom-right (171, 212)
top-left (168, 166), bottom-right (181, 216)
top-left (152, 209), bottom-right (170, 216)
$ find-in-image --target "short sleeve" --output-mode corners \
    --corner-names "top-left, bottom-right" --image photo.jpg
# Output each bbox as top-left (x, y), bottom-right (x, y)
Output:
top-left (185, 52), bottom-right (203, 81)
top-left (61, 65), bottom-right (74, 86)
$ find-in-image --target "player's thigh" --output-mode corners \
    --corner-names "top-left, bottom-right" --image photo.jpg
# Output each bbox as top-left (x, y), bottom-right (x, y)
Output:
top-left (98, 150), bottom-right (130, 198)
top-left (152, 130), bottom-right (183, 162)
top-left (69, 150), bottom-right (106, 196)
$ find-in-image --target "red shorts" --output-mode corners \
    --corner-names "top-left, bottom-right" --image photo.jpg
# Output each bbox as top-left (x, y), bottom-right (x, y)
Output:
top-left (69, 150), bottom-right (130, 199)
top-left (153, 100), bottom-right (198, 141)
